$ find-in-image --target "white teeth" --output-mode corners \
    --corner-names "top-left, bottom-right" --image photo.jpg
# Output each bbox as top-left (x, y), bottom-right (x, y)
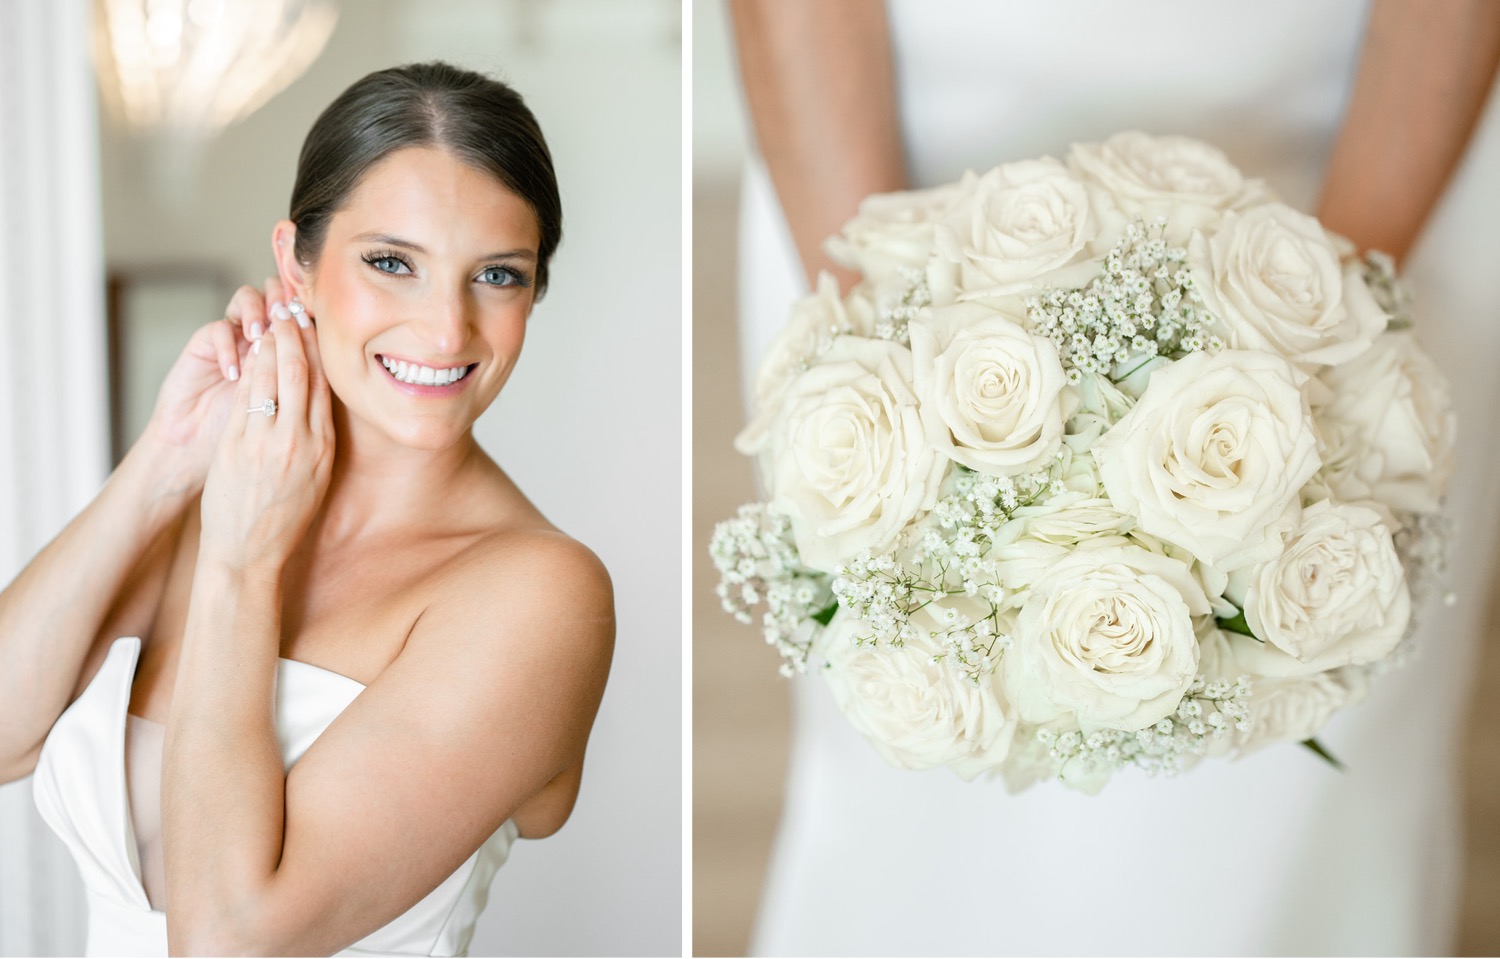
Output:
top-left (380, 356), bottom-right (469, 386)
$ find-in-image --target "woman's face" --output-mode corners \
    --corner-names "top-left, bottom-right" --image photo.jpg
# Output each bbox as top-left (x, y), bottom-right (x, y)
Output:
top-left (291, 146), bottom-right (542, 451)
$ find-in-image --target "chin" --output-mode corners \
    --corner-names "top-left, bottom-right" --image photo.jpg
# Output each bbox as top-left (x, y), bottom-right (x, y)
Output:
top-left (383, 418), bottom-right (475, 452)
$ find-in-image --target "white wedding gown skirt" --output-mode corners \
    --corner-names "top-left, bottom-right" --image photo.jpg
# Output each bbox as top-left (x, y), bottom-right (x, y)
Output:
top-left (735, 2), bottom-right (1500, 954)
top-left (31, 636), bottom-right (519, 957)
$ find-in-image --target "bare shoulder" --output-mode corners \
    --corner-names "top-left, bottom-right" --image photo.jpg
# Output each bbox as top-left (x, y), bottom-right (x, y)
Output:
top-left (412, 523), bottom-right (615, 687)
top-left (450, 527), bottom-right (612, 630)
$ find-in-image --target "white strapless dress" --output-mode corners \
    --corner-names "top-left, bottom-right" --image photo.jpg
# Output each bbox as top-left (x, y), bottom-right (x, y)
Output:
top-left (737, 1), bottom-right (1500, 955)
top-left (31, 636), bottom-right (519, 957)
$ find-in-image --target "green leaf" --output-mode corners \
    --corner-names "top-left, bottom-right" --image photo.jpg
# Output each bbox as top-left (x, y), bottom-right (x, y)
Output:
top-left (1300, 737), bottom-right (1345, 771)
top-left (1216, 608), bottom-right (1258, 639)
top-left (811, 602), bottom-right (838, 626)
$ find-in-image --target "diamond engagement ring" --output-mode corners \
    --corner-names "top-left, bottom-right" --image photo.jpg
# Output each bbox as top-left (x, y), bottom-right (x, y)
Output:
top-left (248, 399), bottom-right (277, 417)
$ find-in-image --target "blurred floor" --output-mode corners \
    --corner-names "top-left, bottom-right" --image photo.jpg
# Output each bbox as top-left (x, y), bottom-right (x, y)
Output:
top-left (690, 175), bottom-right (1500, 958)
top-left (692, 178), bottom-right (791, 958)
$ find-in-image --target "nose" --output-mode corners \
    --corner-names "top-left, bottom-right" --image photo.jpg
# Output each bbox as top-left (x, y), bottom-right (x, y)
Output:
top-left (414, 286), bottom-right (473, 356)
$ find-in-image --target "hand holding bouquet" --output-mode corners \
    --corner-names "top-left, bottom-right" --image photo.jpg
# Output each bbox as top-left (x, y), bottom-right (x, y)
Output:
top-left (713, 132), bottom-right (1455, 793)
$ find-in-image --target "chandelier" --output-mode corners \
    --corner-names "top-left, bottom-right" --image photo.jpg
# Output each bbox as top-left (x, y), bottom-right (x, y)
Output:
top-left (92, 0), bottom-right (338, 140)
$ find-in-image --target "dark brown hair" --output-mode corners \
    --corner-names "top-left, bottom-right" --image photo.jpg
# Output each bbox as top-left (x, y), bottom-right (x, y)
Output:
top-left (289, 61), bottom-right (562, 296)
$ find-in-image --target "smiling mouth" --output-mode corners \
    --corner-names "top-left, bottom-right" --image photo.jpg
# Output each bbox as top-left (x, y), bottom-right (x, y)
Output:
top-left (377, 355), bottom-right (476, 387)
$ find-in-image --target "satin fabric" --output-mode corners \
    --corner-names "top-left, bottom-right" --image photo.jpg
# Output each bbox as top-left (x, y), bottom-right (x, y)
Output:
top-left (32, 636), bottom-right (518, 957)
top-left (737, 1), bottom-right (1500, 954)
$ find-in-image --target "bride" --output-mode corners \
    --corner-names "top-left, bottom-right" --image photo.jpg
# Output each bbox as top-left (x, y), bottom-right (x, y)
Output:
top-left (0, 61), bottom-right (613, 957)
top-left (730, 0), bottom-right (1500, 954)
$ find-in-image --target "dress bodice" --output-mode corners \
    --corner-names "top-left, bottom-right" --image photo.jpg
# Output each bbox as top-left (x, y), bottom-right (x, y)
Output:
top-left (31, 636), bottom-right (518, 957)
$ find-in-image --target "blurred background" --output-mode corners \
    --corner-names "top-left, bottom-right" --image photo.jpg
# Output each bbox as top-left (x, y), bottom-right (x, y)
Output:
top-left (691, 0), bottom-right (1500, 955)
top-left (0, 1), bottom-right (680, 955)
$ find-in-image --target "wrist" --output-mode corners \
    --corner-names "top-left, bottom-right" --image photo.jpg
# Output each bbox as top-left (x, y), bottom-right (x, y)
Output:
top-left (127, 425), bottom-right (206, 502)
top-left (192, 540), bottom-right (286, 595)
top-left (107, 439), bottom-right (199, 533)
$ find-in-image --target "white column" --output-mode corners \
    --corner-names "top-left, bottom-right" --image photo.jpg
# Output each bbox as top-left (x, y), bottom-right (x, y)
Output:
top-left (0, 0), bottom-right (108, 955)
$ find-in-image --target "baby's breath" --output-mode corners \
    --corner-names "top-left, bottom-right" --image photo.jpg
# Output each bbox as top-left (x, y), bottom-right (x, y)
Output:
top-left (1038, 673), bottom-right (1253, 779)
top-left (873, 268), bottom-right (931, 345)
top-left (1362, 249), bottom-right (1415, 330)
top-left (710, 504), bottom-right (832, 674)
top-left (829, 465), bottom-right (1056, 686)
top-left (1025, 219), bottom-right (1219, 381)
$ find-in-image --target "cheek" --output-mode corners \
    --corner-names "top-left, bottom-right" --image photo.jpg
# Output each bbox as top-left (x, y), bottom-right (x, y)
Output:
top-left (310, 276), bottom-right (390, 366)
top-left (485, 306), bottom-right (531, 366)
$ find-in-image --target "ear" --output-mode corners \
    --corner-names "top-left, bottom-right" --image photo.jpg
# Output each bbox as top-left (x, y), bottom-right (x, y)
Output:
top-left (271, 219), bottom-right (313, 305)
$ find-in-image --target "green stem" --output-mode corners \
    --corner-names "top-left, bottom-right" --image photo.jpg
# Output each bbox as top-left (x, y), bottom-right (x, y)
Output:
top-left (1216, 609), bottom-right (1259, 640)
top-left (1300, 737), bottom-right (1345, 771)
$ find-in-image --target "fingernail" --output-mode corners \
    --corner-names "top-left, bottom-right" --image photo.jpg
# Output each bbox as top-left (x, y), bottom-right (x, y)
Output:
top-left (253, 340), bottom-right (261, 355)
top-left (271, 303), bottom-right (291, 322)
top-left (250, 321), bottom-right (264, 339)
top-left (228, 364), bottom-right (240, 382)
top-left (295, 312), bottom-right (310, 329)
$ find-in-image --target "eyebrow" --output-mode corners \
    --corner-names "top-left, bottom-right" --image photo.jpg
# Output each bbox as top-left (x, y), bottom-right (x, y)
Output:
top-left (351, 232), bottom-right (537, 262)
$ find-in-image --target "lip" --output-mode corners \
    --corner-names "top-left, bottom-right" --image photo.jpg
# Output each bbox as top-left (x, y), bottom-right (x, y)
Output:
top-left (374, 353), bottom-right (478, 397)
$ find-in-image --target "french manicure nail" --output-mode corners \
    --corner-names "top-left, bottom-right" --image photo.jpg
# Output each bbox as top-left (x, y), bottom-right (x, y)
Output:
top-left (253, 340), bottom-right (261, 355)
top-left (271, 303), bottom-right (291, 322)
top-left (250, 321), bottom-right (264, 339)
top-left (228, 364), bottom-right (240, 381)
top-left (294, 312), bottom-right (310, 329)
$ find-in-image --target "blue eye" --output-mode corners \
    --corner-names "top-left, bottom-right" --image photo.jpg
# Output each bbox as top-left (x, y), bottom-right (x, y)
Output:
top-left (479, 265), bottom-right (530, 288)
top-left (363, 252), bottom-right (413, 276)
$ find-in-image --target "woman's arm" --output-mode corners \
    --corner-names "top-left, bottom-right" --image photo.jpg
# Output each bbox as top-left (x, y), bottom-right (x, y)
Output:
top-left (1316, 0), bottom-right (1500, 262)
top-left (161, 305), bottom-right (615, 955)
top-left (0, 299), bottom-right (257, 783)
top-left (730, 0), bottom-right (908, 290)
top-left (0, 440), bottom-right (192, 782)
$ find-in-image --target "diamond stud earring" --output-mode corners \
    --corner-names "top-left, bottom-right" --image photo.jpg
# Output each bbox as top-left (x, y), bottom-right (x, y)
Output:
top-left (287, 298), bottom-right (310, 328)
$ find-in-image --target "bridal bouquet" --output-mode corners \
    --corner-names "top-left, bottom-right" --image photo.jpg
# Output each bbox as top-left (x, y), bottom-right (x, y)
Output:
top-left (712, 131), bottom-right (1455, 792)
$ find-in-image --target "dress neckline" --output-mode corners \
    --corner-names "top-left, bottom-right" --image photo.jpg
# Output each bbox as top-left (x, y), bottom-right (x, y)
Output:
top-left (121, 645), bottom-right (368, 725)
top-left (107, 637), bottom-right (368, 912)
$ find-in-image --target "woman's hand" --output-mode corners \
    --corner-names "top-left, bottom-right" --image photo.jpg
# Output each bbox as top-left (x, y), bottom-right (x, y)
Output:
top-left (141, 280), bottom-right (286, 495)
top-left (198, 295), bottom-right (334, 576)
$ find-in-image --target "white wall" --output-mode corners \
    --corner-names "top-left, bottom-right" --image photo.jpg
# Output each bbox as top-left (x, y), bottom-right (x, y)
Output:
top-left (15, 1), bottom-right (681, 955)
top-left (691, 0), bottom-right (748, 183)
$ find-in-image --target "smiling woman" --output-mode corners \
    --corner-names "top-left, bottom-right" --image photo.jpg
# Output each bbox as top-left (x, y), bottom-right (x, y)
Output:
top-left (0, 62), bottom-right (614, 958)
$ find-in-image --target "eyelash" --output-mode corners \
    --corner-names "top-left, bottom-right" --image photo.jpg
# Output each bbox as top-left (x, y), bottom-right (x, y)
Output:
top-left (361, 250), bottom-right (532, 289)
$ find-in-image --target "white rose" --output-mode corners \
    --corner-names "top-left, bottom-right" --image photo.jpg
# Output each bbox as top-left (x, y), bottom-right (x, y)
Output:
top-left (1067, 131), bottom-right (1266, 242)
top-left (1304, 412), bottom-right (1374, 504)
top-left (1234, 664), bottom-right (1368, 754)
top-left (1002, 543), bottom-right (1209, 732)
top-left (1230, 501), bottom-right (1410, 677)
top-left (932, 158), bottom-right (1093, 298)
top-left (1192, 204), bottom-right (1385, 367)
top-left (826, 181), bottom-right (967, 278)
top-left (909, 301), bottom-right (1076, 475)
top-left (765, 337), bottom-right (947, 572)
top-left (1008, 498), bottom-right (1134, 547)
top-left (1094, 349), bottom-right (1321, 570)
top-left (735, 273), bottom-right (874, 457)
top-left (1317, 331), bottom-right (1457, 513)
top-left (821, 601), bottom-right (1018, 780)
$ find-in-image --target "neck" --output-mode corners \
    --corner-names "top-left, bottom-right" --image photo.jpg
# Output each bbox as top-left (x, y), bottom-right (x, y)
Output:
top-left (309, 398), bottom-right (483, 547)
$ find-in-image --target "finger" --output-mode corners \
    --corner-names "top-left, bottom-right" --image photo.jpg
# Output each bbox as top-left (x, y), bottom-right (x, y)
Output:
top-left (265, 276), bottom-right (293, 328)
top-left (273, 307), bottom-right (310, 425)
top-left (226, 284), bottom-right (268, 341)
top-left (247, 327), bottom-right (280, 429)
top-left (230, 328), bottom-right (258, 438)
top-left (303, 320), bottom-right (333, 436)
top-left (210, 317), bottom-right (241, 382)
top-left (266, 276), bottom-right (287, 315)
